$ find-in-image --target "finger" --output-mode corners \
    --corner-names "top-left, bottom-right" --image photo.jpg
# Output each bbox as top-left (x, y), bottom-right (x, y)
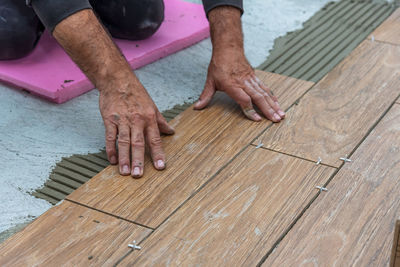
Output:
top-left (250, 78), bottom-right (280, 112)
top-left (255, 75), bottom-right (279, 102)
top-left (194, 79), bottom-right (216, 110)
top-left (145, 122), bottom-right (166, 170)
top-left (105, 122), bottom-right (118, 165)
top-left (254, 76), bottom-right (285, 118)
top-left (244, 80), bottom-right (280, 122)
top-left (131, 123), bottom-right (145, 178)
top-left (225, 87), bottom-right (262, 121)
top-left (117, 125), bottom-right (131, 176)
top-left (156, 111), bottom-right (175, 135)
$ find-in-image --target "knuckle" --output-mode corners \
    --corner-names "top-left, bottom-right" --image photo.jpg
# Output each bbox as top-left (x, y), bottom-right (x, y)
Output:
top-left (149, 136), bottom-right (162, 147)
top-left (118, 138), bottom-right (130, 145)
top-left (130, 113), bottom-right (143, 124)
top-left (132, 140), bottom-right (145, 148)
top-left (106, 134), bottom-right (116, 142)
top-left (131, 132), bottom-right (145, 147)
top-left (145, 110), bottom-right (157, 121)
top-left (267, 108), bottom-right (275, 116)
top-left (130, 110), bottom-right (157, 123)
top-left (238, 94), bottom-right (251, 106)
top-left (253, 94), bottom-right (264, 102)
top-left (118, 132), bottom-right (129, 141)
top-left (106, 113), bottom-right (120, 123)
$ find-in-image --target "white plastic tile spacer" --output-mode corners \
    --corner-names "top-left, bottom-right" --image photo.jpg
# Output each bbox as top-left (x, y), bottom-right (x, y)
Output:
top-left (128, 240), bottom-right (141, 250)
top-left (316, 157), bottom-right (322, 165)
top-left (340, 157), bottom-right (352, 162)
top-left (316, 186), bottom-right (328, 192)
top-left (256, 142), bottom-right (263, 149)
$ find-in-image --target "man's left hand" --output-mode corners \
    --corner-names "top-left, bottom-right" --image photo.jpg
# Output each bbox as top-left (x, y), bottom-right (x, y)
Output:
top-left (194, 6), bottom-right (285, 122)
top-left (194, 48), bottom-right (285, 122)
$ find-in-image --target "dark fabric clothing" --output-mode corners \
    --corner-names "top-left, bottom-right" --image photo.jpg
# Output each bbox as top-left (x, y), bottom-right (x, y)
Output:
top-left (0, 0), bottom-right (243, 60)
top-left (28, 0), bottom-right (243, 33)
top-left (202, 0), bottom-right (243, 16)
top-left (31, 0), bottom-right (91, 33)
top-left (0, 0), bottom-right (43, 59)
top-left (89, 0), bottom-right (165, 40)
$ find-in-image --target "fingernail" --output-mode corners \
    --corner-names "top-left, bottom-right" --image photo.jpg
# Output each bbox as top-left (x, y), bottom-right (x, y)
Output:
top-left (110, 156), bottom-right (117, 164)
top-left (133, 167), bottom-right (141, 176)
top-left (278, 110), bottom-right (286, 117)
top-left (157, 160), bottom-right (165, 169)
top-left (122, 165), bottom-right (130, 174)
top-left (273, 113), bottom-right (281, 121)
top-left (168, 126), bottom-right (175, 134)
top-left (254, 113), bottom-right (262, 121)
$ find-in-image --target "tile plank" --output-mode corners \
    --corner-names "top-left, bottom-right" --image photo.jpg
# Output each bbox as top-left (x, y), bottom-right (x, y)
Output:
top-left (391, 220), bottom-right (400, 267)
top-left (67, 72), bottom-right (314, 228)
top-left (119, 147), bottom-right (335, 266)
top-left (256, 40), bottom-right (400, 167)
top-left (371, 8), bottom-right (400, 45)
top-left (263, 104), bottom-right (400, 266)
top-left (0, 201), bottom-right (150, 267)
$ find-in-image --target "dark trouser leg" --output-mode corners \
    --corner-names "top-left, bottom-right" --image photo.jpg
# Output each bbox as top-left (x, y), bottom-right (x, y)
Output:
top-left (89, 0), bottom-right (164, 41)
top-left (0, 0), bottom-right (43, 60)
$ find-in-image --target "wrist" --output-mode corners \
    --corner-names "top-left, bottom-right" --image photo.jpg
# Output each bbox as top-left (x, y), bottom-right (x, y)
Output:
top-left (211, 46), bottom-right (247, 65)
top-left (208, 6), bottom-right (244, 53)
top-left (97, 69), bottom-right (141, 95)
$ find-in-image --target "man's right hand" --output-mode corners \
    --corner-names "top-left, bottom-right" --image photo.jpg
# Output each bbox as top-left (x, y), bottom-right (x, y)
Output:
top-left (99, 75), bottom-right (174, 178)
top-left (53, 9), bottom-right (173, 178)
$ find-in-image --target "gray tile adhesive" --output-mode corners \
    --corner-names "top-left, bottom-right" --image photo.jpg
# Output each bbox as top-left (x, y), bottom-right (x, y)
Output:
top-left (33, 0), bottom-right (400, 205)
top-left (32, 103), bottom-right (193, 205)
top-left (258, 0), bottom-right (398, 82)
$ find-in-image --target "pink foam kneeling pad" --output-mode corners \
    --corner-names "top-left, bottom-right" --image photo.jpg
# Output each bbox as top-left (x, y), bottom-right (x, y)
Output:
top-left (0, 0), bottom-right (209, 103)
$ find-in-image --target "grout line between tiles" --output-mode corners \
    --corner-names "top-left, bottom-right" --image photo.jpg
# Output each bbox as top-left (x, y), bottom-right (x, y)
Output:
top-left (65, 199), bottom-right (155, 230)
top-left (250, 144), bottom-right (338, 169)
top-left (256, 92), bottom-right (400, 266)
top-left (367, 38), bottom-right (400, 47)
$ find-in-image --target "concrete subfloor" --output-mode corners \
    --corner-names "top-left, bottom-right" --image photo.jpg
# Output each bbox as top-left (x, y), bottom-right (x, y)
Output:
top-left (0, 0), bottom-right (334, 240)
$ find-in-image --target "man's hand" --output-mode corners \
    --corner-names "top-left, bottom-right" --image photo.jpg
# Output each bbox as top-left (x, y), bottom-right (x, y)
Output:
top-left (53, 9), bottom-right (173, 178)
top-left (99, 74), bottom-right (174, 177)
top-left (194, 6), bottom-right (285, 122)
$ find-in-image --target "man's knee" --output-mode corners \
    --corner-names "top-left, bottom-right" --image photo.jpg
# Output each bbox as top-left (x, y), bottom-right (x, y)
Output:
top-left (0, 4), bottom-right (42, 60)
top-left (90, 0), bottom-right (164, 41)
top-left (0, 29), bottom-right (41, 60)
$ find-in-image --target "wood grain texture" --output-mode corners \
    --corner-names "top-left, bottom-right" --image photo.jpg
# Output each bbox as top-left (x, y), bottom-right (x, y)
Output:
top-left (371, 8), bottom-right (400, 45)
top-left (255, 40), bottom-right (400, 167)
top-left (0, 201), bottom-right (150, 267)
top-left (392, 220), bottom-right (400, 267)
top-left (119, 147), bottom-right (335, 266)
top-left (263, 104), bottom-right (400, 266)
top-left (67, 72), bottom-right (314, 228)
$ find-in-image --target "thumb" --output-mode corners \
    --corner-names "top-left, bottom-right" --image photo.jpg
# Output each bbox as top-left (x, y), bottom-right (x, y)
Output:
top-left (156, 111), bottom-right (175, 135)
top-left (194, 79), bottom-right (216, 110)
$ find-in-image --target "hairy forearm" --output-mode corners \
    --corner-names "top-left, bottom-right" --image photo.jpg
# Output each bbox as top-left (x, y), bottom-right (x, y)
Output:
top-left (208, 6), bottom-right (244, 54)
top-left (53, 9), bottom-right (137, 92)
